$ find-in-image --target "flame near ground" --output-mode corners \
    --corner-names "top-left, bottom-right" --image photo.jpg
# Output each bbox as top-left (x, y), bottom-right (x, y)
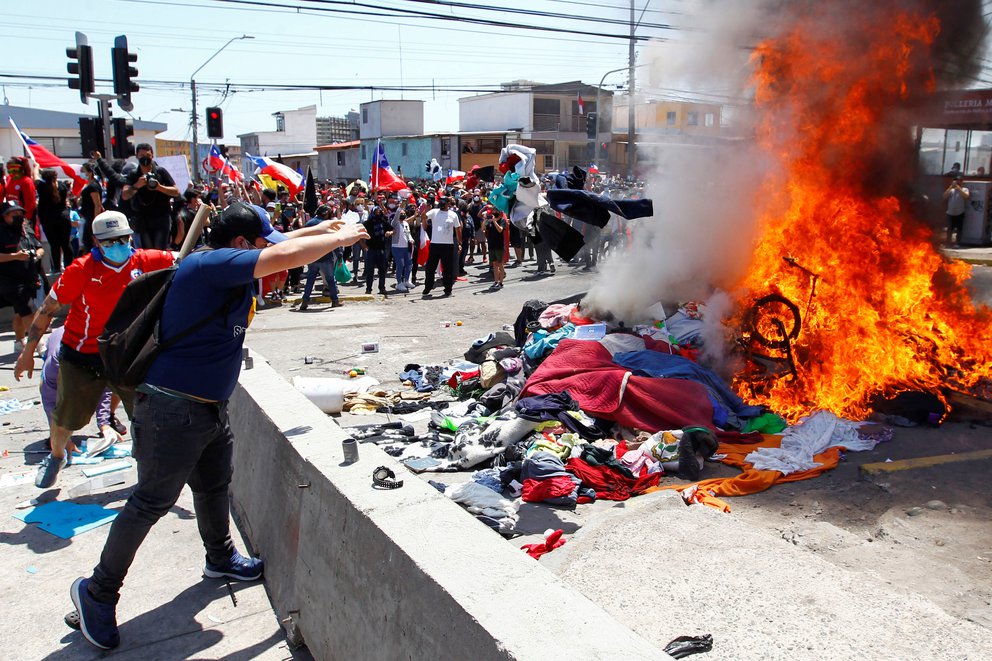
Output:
top-left (733, 4), bottom-right (992, 419)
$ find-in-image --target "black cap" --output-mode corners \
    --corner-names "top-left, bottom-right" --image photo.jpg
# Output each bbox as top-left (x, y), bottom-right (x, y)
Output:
top-left (208, 201), bottom-right (264, 247)
top-left (1, 200), bottom-right (26, 215)
top-left (314, 204), bottom-right (331, 218)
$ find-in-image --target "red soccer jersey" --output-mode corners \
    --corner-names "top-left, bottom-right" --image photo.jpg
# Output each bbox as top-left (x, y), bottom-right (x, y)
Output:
top-left (51, 249), bottom-right (175, 353)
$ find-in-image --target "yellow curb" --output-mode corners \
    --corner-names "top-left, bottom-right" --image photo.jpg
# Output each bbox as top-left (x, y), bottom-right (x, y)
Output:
top-left (860, 449), bottom-right (992, 475)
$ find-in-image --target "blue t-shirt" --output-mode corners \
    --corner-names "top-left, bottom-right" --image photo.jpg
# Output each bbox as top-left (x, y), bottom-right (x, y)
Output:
top-left (144, 248), bottom-right (259, 401)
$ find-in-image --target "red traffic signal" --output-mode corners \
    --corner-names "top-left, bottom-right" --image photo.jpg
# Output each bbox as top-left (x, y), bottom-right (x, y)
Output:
top-left (206, 106), bottom-right (223, 139)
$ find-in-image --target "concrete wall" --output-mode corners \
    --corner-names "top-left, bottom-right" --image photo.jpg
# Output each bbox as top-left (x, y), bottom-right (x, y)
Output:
top-left (316, 147), bottom-right (361, 182)
top-left (228, 355), bottom-right (666, 661)
top-left (459, 93), bottom-right (531, 132)
top-left (359, 101), bottom-right (425, 140)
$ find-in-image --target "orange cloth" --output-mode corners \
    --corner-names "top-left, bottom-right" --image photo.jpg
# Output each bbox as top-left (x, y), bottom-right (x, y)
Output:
top-left (646, 434), bottom-right (843, 511)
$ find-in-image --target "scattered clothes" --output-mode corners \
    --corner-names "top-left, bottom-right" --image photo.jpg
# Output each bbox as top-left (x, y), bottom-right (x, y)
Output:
top-left (612, 350), bottom-right (763, 429)
top-left (13, 501), bottom-right (118, 539)
top-left (664, 634), bottom-right (714, 659)
top-left (524, 323), bottom-right (576, 359)
top-left (520, 451), bottom-right (582, 506)
top-left (746, 411), bottom-right (878, 475)
top-left (443, 481), bottom-right (518, 535)
top-left (664, 309), bottom-right (706, 346)
top-left (565, 457), bottom-right (662, 501)
top-left (471, 468), bottom-right (504, 493)
top-left (742, 412), bottom-right (787, 434)
top-left (514, 299), bottom-right (549, 347)
top-left (598, 333), bottom-right (647, 356)
top-left (546, 189), bottom-right (654, 228)
top-left (539, 303), bottom-right (576, 330)
top-left (522, 339), bottom-right (716, 432)
top-left (525, 433), bottom-right (580, 461)
top-left (553, 165), bottom-right (587, 191)
top-left (465, 331), bottom-right (516, 364)
top-left (516, 391), bottom-right (605, 440)
top-left (412, 411), bottom-right (540, 472)
top-left (521, 528), bottom-right (566, 559)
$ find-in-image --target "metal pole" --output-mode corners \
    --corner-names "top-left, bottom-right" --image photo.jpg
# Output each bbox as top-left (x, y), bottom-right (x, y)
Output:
top-left (596, 65), bottom-right (628, 172)
top-left (191, 79), bottom-right (199, 182)
top-left (100, 98), bottom-right (113, 158)
top-left (627, 0), bottom-right (636, 179)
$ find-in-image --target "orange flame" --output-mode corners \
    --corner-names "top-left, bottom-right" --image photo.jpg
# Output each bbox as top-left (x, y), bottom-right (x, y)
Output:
top-left (734, 8), bottom-right (992, 419)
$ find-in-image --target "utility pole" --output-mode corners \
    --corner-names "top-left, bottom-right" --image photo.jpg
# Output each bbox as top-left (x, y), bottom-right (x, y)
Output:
top-left (627, 0), bottom-right (636, 180)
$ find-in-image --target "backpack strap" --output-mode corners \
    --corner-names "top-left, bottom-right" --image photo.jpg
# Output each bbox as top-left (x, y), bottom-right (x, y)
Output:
top-left (157, 286), bottom-right (246, 351)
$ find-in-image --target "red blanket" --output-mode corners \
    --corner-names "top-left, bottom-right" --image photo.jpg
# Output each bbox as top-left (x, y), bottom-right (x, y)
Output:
top-left (521, 339), bottom-right (714, 432)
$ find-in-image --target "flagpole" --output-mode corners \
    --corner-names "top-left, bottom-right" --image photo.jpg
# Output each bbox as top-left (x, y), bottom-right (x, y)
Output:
top-left (8, 118), bottom-right (34, 164)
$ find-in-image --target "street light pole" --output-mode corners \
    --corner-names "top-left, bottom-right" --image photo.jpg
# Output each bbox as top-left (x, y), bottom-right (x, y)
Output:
top-left (596, 62), bottom-right (649, 174)
top-left (190, 34), bottom-right (253, 182)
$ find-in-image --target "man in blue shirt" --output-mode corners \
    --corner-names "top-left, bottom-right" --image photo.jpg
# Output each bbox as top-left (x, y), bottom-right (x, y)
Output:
top-left (68, 201), bottom-right (368, 651)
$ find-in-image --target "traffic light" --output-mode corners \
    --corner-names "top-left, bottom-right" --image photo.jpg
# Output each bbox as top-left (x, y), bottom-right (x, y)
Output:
top-left (66, 31), bottom-right (95, 104)
top-left (586, 112), bottom-right (598, 140)
top-left (206, 107), bottom-right (223, 139)
top-left (111, 35), bottom-right (139, 112)
top-left (111, 118), bottom-right (135, 159)
top-left (79, 117), bottom-right (105, 156)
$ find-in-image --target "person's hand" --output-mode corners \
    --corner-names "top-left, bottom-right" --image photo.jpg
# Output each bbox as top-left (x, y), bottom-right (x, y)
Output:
top-left (315, 219), bottom-right (345, 233)
top-left (336, 222), bottom-right (370, 247)
top-left (90, 150), bottom-right (102, 159)
top-left (11, 251), bottom-right (30, 262)
top-left (100, 426), bottom-right (124, 447)
top-left (133, 176), bottom-right (146, 189)
top-left (14, 347), bottom-right (35, 381)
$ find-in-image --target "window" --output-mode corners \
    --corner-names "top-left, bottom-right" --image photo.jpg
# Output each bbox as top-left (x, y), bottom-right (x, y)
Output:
top-left (401, 142), bottom-right (408, 156)
top-left (571, 100), bottom-right (596, 115)
top-left (943, 129), bottom-right (967, 174)
top-left (533, 98), bottom-right (561, 115)
top-left (441, 139), bottom-right (450, 156)
top-left (965, 130), bottom-right (992, 175)
top-left (362, 108), bottom-right (368, 123)
top-left (704, 113), bottom-right (715, 127)
top-left (543, 154), bottom-right (555, 169)
top-left (687, 112), bottom-right (699, 126)
top-left (361, 144), bottom-right (367, 159)
top-left (477, 138), bottom-right (503, 153)
top-left (53, 137), bottom-right (83, 158)
top-left (666, 111), bottom-right (676, 126)
top-left (337, 152), bottom-right (345, 166)
top-left (567, 144), bottom-right (587, 164)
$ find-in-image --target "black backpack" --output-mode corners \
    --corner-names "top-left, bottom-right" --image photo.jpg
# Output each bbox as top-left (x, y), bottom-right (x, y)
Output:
top-left (98, 258), bottom-right (242, 389)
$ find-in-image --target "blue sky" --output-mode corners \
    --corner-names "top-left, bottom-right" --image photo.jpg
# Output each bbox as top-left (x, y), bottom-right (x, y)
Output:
top-left (1, 0), bottom-right (695, 141)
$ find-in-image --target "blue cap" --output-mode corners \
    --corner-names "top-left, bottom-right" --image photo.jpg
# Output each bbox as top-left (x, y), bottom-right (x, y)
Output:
top-left (250, 204), bottom-right (288, 243)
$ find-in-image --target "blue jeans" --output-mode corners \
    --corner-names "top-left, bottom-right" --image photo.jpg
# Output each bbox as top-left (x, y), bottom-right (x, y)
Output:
top-left (391, 245), bottom-right (412, 285)
top-left (303, 258), bottom-right (338, 303)
top-left (88, 392), bottom-right (236, 604)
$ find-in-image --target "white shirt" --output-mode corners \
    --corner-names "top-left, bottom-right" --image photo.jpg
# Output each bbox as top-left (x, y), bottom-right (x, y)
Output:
top-left (426, 209), bottom-right (461, 245)
top-left (391, 215), bottom-right (412, 247)
top-left (946, 187), bottom-right (969, 216)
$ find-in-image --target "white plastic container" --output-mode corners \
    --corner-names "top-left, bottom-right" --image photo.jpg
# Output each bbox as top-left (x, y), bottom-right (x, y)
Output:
top-left (292, 376), bottom-right (348, 414)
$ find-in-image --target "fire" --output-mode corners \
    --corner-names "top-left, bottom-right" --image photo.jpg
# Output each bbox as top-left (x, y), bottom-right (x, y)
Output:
top-left (733, 5), bottom-right (992, 420)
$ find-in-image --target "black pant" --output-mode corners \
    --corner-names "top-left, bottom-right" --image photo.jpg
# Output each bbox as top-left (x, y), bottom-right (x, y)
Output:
top-left (423, 243), bottom-right (456, 295)
top-left (88, 392), bottom-right (236, 604)
top-left (535, 239), bottom-right (554, 271)
top-left (458, 231), bottom-right (471, 275)
top-left (947, 213), bottom-right (965, 244)
top-left (136, 218), bottom-right (171, 251)
top-left (40, 214), bottom-right (73, 271)
top-left (364, 248), bottom-right (388, 292)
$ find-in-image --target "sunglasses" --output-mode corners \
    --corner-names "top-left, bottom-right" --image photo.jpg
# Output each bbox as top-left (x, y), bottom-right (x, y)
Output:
top-left (100, 237), bottom-right (131, 246)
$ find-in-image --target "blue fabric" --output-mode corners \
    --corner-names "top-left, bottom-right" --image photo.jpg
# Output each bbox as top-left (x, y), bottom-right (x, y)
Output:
top-left (400, 368), bottom-right (434, 392)
top-left (303, 259), bottom-right (337, 302)
top-left (523, 323), bottom-right (575, 359)
top-left (612, 350), bottom-right (762, 427)
top-left (391, 245), bottom-right (411, 285)
top-left (145, 248), bottom-right (259, 401)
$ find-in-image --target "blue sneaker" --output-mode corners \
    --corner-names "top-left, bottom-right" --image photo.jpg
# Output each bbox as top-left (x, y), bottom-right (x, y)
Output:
top-left (203, 550), bottom-right (264, 581)
top-left (35, 454), bottom-right (67, 489)
top-left (70, 577), bottom-right (119, 650)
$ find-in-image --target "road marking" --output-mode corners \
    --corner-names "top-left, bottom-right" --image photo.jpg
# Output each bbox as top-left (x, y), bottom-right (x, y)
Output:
top-left (860, 449), bottom-right (992, 475)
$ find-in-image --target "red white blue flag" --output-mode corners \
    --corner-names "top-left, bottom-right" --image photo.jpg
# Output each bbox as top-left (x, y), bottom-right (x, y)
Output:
top-left (370, 141), bottom-right (408, 192)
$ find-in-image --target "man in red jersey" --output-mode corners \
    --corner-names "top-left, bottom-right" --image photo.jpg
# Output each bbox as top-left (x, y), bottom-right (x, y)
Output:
top-left (14, 210), bottom-right (175, 488)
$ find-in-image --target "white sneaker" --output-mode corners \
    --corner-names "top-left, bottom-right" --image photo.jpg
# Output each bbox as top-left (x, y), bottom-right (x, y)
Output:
top-left (396, 282), bottom-right (408, 292)
top-left (405, 281), bottom-right (415, 289)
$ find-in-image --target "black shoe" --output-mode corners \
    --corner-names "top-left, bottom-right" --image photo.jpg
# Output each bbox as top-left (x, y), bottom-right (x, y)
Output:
top-left (379, 288), bottom-right (388, 296)
top-left (365, 289), bottom-right (373, 295)
top-left (422, 287), bottom-right (432, 297)
top-left (331, 300), bottom-right (343, 308)
top-left (299, 300), bottom-right (309, 311)
top-left (441, 291), bottom-right (452, 298)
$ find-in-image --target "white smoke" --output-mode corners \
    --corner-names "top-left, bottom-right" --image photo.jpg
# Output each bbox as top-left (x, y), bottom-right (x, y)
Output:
top-left (581, 0), bottom-right (782, 324)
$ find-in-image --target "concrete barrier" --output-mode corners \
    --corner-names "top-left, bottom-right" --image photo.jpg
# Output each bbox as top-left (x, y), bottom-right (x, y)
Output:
top-left (229, 352), bottom-right (667, 660)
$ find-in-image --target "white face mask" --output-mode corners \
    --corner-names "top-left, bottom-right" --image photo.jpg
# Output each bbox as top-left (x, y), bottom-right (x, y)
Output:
top-left (387, 204), bottom-right (396, 210)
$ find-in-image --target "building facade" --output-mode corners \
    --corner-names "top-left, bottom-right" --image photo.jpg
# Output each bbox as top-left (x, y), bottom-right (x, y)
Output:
top-left (316, 112), bottom-right (360, 145)
top-left (458, 81), bottom-right (613, 173)
top-left (238, 104), bottom-right (318, 172)
top-left (315, 140), bottom-right (361, 182)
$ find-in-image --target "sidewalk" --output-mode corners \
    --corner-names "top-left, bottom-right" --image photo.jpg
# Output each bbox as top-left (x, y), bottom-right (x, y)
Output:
top-left (942, 244), bottom-right (992, 265)
top-left (0, 337), bottom-right (306, 660)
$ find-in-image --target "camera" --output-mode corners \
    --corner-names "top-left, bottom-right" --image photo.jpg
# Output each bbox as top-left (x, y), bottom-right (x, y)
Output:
top-left (144, 173), bottom-right (159, 190)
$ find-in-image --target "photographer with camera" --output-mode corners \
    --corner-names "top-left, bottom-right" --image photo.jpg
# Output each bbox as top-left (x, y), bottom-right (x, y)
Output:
top-left (121, 143), bottom-right (179, 250)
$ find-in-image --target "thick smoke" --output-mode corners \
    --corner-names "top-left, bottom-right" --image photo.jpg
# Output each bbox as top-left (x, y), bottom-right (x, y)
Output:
top-left (581, 0), bottom-right (987, 325)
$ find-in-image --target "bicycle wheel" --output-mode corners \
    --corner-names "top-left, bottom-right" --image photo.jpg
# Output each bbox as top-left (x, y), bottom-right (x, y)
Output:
top-left (746, 294), bottom-right (801, 349)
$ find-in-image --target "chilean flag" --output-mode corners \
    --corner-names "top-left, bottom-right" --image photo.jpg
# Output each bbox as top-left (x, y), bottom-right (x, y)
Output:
top-left (246, 152), bottom-right (303, 195)
top-left (9, 119), bottom-right (86, 195)
top-left (203, 145), bottom-right (245, 182)
top-left (588, 163), bottom-right (599, 174)
top-left (445, 169), bottom-right (466, 185)
top-left (417, 223), bottom-right (430, 266)
top-left (370, 141), bottom-right (408, 192)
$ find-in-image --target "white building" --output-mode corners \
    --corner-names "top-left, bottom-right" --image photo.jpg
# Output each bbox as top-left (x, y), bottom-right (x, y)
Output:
top-left (0, 104), bottom-right (166, 166)
top-left (238, 105), bottom-right (318, 162)
top-left (358, 100), bottom-right (424, 140)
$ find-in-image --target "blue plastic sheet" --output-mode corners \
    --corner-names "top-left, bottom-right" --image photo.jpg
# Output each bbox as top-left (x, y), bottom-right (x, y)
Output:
top-left (13, 501), bottom-right (118, 539)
